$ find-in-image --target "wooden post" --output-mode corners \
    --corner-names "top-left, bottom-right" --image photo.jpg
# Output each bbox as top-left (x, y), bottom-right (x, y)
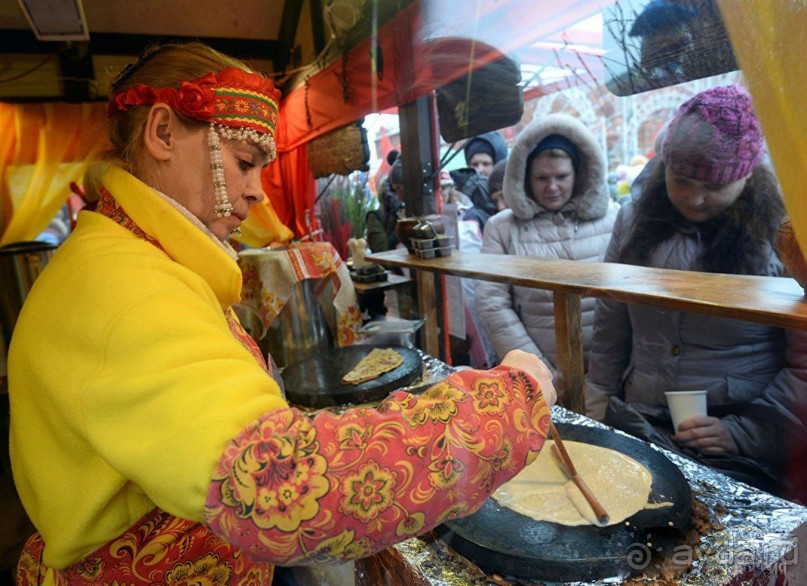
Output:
top-left (416, 270), bottom-right (439, 357)
top-left (398, 96), bottom-right (436, 218)
top-left (553, 292), bottom-right (585, 413)
top-left (398, 95), bottom-right (446, 360)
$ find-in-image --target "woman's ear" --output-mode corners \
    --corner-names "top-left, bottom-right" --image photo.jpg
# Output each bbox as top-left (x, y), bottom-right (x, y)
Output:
top-left (143, 104), bottom-right (175, 162)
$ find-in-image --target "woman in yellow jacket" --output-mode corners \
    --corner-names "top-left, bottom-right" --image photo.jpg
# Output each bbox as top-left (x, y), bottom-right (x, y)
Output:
top-left (8, 42), bottom-right (556, 584)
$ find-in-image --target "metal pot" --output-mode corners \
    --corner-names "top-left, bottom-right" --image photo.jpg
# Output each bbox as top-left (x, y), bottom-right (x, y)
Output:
top-left (396, 215), bottom-right (445, 253)
top-left (0, 241), bottom-right (57, 343)
top-left (263, 278), bottom-right (335, 369)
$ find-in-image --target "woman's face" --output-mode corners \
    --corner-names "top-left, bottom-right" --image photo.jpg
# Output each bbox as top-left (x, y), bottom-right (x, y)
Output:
top-left (527, 154), bottom-right (575, 211)
top-left (665, 169), bottom-right (748, 223)
top-left (469, 152), bottom-right (495, 177)
top-left (491, 189), bottom-right (507, 211)
top-left (169, 127), bottom-right (269, 241)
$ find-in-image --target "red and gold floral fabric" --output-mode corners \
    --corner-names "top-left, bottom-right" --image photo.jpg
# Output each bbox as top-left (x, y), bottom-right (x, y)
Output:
top-left (17, 510), bottom-right (273, 585)
top-left (205, 366), bottom-right (550, 565)
top-left (225, 306), bottom-right (269, 371)
top-left (17, 367), bottom-right (548, 583)
top-left (95, 187), bottom-right (165, 252)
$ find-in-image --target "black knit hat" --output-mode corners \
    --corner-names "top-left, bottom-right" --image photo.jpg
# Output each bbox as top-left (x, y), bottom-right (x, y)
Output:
top-left (526, 134), bottom-right (581, 175)
top-left (389, 157), bottom-right (403, 186)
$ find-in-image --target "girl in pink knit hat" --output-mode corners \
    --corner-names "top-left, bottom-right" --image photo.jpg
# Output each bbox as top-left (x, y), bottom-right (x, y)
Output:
top-left (585, 84), bottom-right (806, 499)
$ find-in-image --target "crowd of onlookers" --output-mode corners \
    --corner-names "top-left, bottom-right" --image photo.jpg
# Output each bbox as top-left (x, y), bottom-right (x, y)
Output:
top-left (365, 84), bottom-right (806, 502)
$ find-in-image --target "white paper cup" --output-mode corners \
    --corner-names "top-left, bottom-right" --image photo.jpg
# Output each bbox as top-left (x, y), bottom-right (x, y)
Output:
top-left (664, 390), bottom-right (708, 432)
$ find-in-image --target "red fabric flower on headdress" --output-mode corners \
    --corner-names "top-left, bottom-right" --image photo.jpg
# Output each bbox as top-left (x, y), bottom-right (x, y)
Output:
top-left (176, 78), bottom-right (217, 119)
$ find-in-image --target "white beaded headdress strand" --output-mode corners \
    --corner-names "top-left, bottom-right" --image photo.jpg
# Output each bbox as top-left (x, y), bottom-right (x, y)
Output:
top-left (208, 124), bottom-right (234, 219)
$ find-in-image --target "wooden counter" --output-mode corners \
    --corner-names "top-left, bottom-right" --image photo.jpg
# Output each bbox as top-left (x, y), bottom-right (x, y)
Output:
top-left (366, 249), bottom-right (807, 411)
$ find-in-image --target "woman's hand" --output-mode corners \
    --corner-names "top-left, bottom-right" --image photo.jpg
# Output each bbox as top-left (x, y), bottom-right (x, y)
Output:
top-left (500, 349), bottom-right (557, 407)
top-left (673, 416), bottom-right (739, 455)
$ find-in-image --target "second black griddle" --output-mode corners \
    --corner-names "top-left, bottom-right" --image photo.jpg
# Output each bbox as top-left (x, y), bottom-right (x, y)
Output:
top-left (282, 344), bottom-right (422, 408)
top-left (435, 423), bottom-right (692, 583)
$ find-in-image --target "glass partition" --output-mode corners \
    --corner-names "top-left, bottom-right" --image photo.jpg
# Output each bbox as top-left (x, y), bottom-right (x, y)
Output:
top-left (603, 0), bottom-right (738, 96)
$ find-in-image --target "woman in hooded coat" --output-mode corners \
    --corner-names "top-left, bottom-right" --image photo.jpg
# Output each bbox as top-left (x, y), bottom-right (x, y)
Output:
top-left (476, 114), bottom-right (619, 391)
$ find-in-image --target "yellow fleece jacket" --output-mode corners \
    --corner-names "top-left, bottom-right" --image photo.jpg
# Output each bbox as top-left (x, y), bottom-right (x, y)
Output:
top-left (8, 165), bottom-right (286, 568)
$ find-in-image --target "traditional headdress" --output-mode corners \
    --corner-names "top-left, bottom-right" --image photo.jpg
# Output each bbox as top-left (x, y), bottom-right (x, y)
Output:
top-left (109, 67), bottom-right (281, 226)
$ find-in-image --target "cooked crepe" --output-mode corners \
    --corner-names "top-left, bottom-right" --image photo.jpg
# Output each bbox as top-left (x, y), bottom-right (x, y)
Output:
top-left (492, 439), bottom-right (653, 526)
top-left (341, 347), bottom-right (404, 385)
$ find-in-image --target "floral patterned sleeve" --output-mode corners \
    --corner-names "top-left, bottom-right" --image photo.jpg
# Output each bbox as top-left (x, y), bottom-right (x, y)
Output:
top-left (204, 366), bottom-right (550, 565)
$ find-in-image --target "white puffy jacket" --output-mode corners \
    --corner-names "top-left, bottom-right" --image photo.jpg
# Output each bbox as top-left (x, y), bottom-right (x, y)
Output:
top-left (476, 114), bottom-right (619, 377)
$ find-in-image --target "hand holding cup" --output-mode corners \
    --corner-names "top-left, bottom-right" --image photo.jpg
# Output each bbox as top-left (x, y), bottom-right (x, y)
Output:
top-left (664, 390), bottom-right (708, 432)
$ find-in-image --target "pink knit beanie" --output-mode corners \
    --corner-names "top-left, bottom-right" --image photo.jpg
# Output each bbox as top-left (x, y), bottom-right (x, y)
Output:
top-left (662, 85), bottom-right (764, 185)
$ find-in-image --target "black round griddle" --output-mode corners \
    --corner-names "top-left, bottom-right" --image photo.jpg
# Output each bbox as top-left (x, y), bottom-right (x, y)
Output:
top-left (282, 345), bottom-right (422, 408)
top-left (435, 423), bottom-right (692, 583)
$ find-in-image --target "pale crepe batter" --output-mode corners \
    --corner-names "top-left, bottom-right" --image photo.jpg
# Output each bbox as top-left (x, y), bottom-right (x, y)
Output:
top-left (493, 440), bottom-right (653, 526)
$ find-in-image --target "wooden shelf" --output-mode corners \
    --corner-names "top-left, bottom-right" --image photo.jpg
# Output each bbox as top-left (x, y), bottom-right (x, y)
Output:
top-left (351, 272), bottom-right (412, 295)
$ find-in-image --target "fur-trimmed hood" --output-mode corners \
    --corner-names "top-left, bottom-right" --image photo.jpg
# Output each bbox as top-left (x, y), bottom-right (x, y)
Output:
top-left (504, 113), bottom-right (609, 221)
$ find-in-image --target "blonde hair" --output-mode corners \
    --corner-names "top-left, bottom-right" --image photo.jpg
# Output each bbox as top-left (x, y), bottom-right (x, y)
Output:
top-left (442, 184), bottom-right (462, 205)
top-left (107, 42), bottom-right (256, 175)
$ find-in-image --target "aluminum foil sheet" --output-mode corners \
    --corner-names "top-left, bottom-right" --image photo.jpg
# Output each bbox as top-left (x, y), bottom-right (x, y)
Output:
top-left (406, 349), bottom-right (455, 393)
top-left (387, 406), bottom-right (807, 585)
top-left (290, 356), bottom-right (804, 584)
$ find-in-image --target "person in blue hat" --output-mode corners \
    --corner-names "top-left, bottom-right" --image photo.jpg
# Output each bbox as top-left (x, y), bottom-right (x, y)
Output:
top-left (476, 114), bottom-right (619, 397)
top-left (463, 131), bottom-right (509, 177)
top-left (451, 132), bottom-right (510, 232)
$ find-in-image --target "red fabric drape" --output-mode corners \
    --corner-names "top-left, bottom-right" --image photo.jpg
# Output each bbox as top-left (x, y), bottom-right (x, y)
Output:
top-left (262, 0), bottom-right (511, 240)
top-left (260, 146), bottom-right (315, 239)
top-left (260, 4), bottom-right (415, 240)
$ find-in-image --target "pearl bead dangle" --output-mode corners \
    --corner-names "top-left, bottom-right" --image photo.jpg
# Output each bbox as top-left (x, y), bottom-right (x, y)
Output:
top-left (214, 123), bottom-right (276, 161)
top-left (208, 124), bottom-right (234, 218)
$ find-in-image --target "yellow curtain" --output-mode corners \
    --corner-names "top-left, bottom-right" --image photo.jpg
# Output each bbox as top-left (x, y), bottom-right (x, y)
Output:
top-left (239, 197), bottom-right (294, 248)
top-left (0, 101), bottom-right (293, 249)
top-left (718, 0), bottom-right (807, 260)
top-left (0, 102), bottom-right (109, 246)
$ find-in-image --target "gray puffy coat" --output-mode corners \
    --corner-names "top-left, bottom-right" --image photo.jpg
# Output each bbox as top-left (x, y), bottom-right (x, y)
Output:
top-left (585, 200), bottom-right (807, 460)
top-left (476, 114), bottom-right (619, 375)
